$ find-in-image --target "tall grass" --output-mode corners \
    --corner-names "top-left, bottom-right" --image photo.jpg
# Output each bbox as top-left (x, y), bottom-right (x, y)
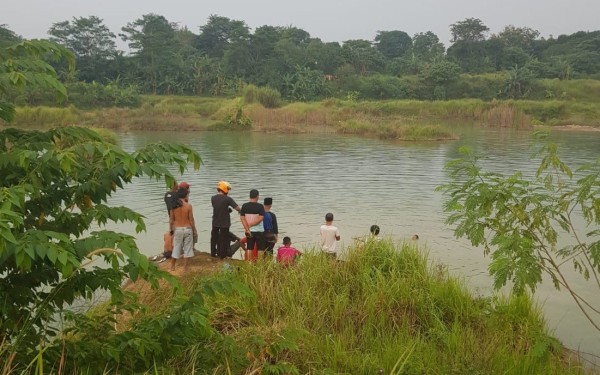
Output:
top-left (536, 79), bottom-right (600, 102)
top-left (193, 241), bottom-right (585, 374)
top-left (243, 84), bottom-right (282, 108)
top-left (26, 241), bottom-right (586, 373)
top-left (13, 106), bottom-right (80, 127)
top-left (7, 95), bottom-right (600, 133)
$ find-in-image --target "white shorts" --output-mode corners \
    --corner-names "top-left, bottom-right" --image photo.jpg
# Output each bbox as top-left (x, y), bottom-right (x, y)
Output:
top-left (172, 227), bottom-right (194, 259)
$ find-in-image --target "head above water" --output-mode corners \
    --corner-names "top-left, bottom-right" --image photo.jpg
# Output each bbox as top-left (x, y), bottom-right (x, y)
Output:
top-left (411, 234), bottom-right (419, 240)
top-left (325, 212), bottom-right (334, 222)
top-left (249, 189), bottom-right (259, 199)
top-left (370, 225), bottom-right (380, 235)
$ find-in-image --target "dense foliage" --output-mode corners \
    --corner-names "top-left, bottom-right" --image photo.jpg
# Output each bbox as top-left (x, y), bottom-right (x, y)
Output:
top-left (0, 38), bottom-right (74, 121)
top-left (2, 16), bottom-right (600, 105)
top-left (0, 126), bottom-right (202, 360)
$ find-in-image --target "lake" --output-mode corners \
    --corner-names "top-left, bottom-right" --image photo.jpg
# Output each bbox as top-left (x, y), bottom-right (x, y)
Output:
top-left (107, 127), bottom-right (600, 360)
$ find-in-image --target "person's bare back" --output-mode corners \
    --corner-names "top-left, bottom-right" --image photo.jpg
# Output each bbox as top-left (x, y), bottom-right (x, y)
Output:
top-left (170, 201), bottom-right (195, 229)
top-left (169, 196), bottom-right (197, 272)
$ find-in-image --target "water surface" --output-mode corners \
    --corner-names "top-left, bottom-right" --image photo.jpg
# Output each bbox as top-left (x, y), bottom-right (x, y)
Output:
top-left (108, 128), bottom-right (600, 358)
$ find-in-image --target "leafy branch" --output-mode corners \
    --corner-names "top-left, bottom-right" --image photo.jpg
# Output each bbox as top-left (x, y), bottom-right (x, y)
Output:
top-left (437, 136), bottom-right (600, 331)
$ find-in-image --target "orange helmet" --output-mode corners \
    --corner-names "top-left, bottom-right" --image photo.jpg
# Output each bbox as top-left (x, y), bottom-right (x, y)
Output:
top-left (217, 180), bottom-right (231, 193)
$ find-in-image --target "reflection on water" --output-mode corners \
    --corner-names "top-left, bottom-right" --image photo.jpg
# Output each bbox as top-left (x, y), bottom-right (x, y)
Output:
top-left (108, 127), bottom-right (600, 358)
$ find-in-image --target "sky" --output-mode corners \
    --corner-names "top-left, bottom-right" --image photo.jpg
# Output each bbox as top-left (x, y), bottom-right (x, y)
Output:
top-left (3, 0), bottom-right (600, 51)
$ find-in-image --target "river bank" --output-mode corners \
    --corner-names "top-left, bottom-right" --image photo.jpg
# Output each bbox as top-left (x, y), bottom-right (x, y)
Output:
top-left (115, 241), bottom-right (589, 374)
top-left (9, 96), bottom-right (600, 141)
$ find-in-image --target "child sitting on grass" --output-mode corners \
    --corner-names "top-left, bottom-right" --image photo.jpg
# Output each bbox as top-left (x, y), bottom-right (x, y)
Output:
top-left (276, 236), bottom-right (302, 266)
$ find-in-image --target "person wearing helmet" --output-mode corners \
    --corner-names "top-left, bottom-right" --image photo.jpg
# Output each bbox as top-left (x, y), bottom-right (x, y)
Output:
top-left (211, 181), bottom-right (240, 258)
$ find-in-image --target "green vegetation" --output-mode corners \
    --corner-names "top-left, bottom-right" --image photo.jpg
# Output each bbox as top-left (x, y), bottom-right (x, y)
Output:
top-left (3, 16), bottom-right (600, 103)
top-left (3, 19), bottom-right (600, 136)
top-left (116, 242), bottom-right (583, 373)
top-left (0, 38), bottom-right (74, 122)
top-left (0, 126), bottom-right (203, 373)
top-left (10, 92), bottom-right (600, 139)
top-left (1, 54), bottom-right (221, 373)
top-left (438, 135), bottom-right (600, 332)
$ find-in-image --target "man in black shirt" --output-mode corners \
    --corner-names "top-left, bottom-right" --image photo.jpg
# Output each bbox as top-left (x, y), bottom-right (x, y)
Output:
top-left (211, 181), bottom-right (240, 258)
top-left (240, 189), bottom-right (266, 257)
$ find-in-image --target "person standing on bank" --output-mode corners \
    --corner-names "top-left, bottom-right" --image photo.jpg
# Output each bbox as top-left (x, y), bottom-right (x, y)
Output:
top-left (263, 197), bottom-right (278, 255)
top-left (320, 212), bottom-right (341, 259)
top-left (169, 188), bottom-right (197, 271)
top-left (240, 189), bottom-right (266, 257)
top-left (211, 181), bottom-right (240, 259)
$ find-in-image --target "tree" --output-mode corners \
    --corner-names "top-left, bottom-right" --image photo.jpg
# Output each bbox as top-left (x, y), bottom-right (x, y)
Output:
top-left (120, 14), bottom-right (182, 94)
top-left (306, 40), bottom-right (344, 75)
top-left (49, 16), bottom-right (116, 59)
top-left (0, 39), bottom-right (74, 122)
top-left (450, 18), bottom-right (489, 43)
top-left (0, 126), bottom-right (203, 366)
top-left (279, 26), bottom-right (311, 46)
top-left (421, 58), bottom-right (461, 85)
top-left (0, 24), bottom-right (21, 48)
top-left (447, 39), bottom-right (494, 73)
top-left (341, 39), bottom-right (385, 75)
top-left (196, 14), bottom-right (250, 58)
top-left (496, 25), bottom-right (540, 52)
top-left (412, 31), bottom-right (445, 62)
top-left (374, 30), bottom-right (412, 59)
top-left (438, 138), bottom-right (600, 332)
top-left (48, 16), bottom-right (118, 82)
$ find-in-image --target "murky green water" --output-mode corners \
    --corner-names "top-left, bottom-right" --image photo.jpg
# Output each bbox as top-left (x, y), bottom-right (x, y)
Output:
top-left (108, 127), bottom-right (600, 358)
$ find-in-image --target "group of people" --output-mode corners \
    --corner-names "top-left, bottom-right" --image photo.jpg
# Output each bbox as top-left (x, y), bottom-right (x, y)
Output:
top-left (162, 180), bottom-right (303, 271)
top-left (161, 180), bottom-right (415, 271)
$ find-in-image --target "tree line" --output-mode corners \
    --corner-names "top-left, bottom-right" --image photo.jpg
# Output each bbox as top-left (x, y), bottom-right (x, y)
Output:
top-left (1, 14), bottom-right (600, 104)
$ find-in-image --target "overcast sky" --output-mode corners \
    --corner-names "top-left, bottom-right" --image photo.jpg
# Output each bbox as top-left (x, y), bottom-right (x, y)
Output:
top-left (3, 0), bottom-right (599, 50)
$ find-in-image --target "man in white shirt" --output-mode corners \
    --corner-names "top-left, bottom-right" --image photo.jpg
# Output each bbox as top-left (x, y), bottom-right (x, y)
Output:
top-left (320, 212), bottom-right (340, 259)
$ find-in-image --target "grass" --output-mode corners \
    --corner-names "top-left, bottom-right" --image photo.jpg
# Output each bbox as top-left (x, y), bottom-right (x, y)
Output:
top-left (125, 241), bottom-right (587, 374)
top-left (6, 93), bottom-right (600, 137)
top-left (2, 241), bottom-right (589, 373)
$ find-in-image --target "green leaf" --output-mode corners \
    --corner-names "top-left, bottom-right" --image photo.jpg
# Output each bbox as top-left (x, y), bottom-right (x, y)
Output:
top-left (46, 246), bottom-right (58, 263)
top-left (57, 251), bottom-right (68, 265)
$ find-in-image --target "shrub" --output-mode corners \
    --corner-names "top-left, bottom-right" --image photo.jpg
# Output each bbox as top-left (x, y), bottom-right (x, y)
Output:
top-left (242, 84), bottom-right (259, 104)
top-left (66, 81), bottom-right (141, 108)
top-left (256, 86), bottom-right (282, 108)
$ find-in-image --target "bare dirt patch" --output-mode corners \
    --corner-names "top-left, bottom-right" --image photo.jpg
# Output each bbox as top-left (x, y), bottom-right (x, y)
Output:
top-left (536, 124), bottom-right (600, 132)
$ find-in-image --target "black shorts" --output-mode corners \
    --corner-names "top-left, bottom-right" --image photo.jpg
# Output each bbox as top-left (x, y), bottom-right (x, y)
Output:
top-left (247, 231), bottom-right (266, 251)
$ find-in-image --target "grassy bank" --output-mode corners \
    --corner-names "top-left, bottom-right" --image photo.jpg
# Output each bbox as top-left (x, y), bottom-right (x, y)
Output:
top-left (118, 242), bottom-right (584, 374)
top-left (8, 95), bottom-right (600, 140)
